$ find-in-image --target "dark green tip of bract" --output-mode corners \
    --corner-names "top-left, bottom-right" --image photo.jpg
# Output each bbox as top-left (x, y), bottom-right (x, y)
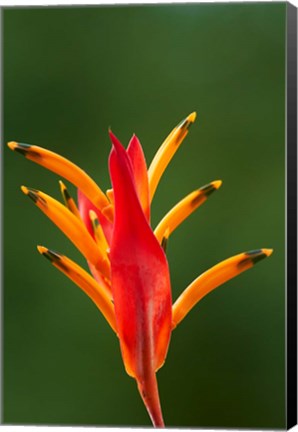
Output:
top-left (27, 190), bottom-right (39, 203)
top-left (161, 236), bottom-right (168, 253)
top-left (24, 187), bottom-right (47, 206)
top-left (25, 187), bottom-right (42, 202)
top-left (93, 216), bottom-right (100, 227)
top-left (14, 142), bottom-right (31, 156)
top-left (43, 249), bottom-right (62, 263)
top-left (178, 118), bottom-right (192, 131)
top-left (200, 183), bottom-right (216, 197)
top-left (237, 249), bottom-right (267, 269)
top-left (245, 250), bottom-right (267, 265)
top-left (246, 249), bottom-right (263, 256)
top-left (42, 249), bottom-right (69, 273)
top-left (63, 187), bottom-right (72, 201)
top-left (191, 193), bottom-right (204, 207)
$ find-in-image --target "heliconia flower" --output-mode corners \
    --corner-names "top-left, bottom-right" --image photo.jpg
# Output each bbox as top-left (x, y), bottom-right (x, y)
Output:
top-left (8, 113), bottom-right (273, 428)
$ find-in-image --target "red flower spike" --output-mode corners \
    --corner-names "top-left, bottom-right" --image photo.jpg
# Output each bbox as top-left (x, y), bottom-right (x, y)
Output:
top-left (109, 131), bottom-right (172, 427)
top-left (8, 113), bottom-right (273, 428)
top-left (127, 134), bottom-right (150, 221)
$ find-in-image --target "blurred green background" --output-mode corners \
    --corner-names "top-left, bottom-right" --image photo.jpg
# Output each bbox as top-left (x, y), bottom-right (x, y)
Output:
top-left (3, 3), bottom-right (286, 428)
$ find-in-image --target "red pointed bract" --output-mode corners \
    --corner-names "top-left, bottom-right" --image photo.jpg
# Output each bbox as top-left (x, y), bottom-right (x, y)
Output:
top-left (127, 134), bottom-right (150, 221)
top-left (109, 131), bottom-right (172, 426)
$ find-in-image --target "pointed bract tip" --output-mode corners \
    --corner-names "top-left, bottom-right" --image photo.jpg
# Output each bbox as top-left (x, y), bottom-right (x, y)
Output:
top-left (108, 129), bottom-right (123, 152)
top-left (8, 141), bottom-right (32, 156)
top-left (37, 246), bottom-right (62, 264)
top-left (21, 186), bottom-right (46, 205)
top-left (188, 112), bottom-right (197, 123)
top-left (89, 209), bottom-right (98, 221)
top-left (199, 181), bottom-right (220, 197)
top-left (59, 180), bottom-right (66, 189)
top-left (7, 141), bottom-right (18, 150)
top-left (89, 209), bottom-right (95, 217)
top-left (178, 112), bottom-right (197, 131)
top-left (238, 248), bottom-right (273, 269)
top-left (246, 248), bottom-right (273, 258)
top-left (37, 245), bottom-right (47, 255)
top-left (89, 210), bottom-right (100, 230)
top-left (212, 180), bottom-right (223, 189)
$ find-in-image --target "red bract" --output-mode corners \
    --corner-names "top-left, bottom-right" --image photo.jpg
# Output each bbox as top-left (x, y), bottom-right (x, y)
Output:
top-left (8, 112), bottom-right (272, 427)
top-left (109, 131), bottom-right (171, 425)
